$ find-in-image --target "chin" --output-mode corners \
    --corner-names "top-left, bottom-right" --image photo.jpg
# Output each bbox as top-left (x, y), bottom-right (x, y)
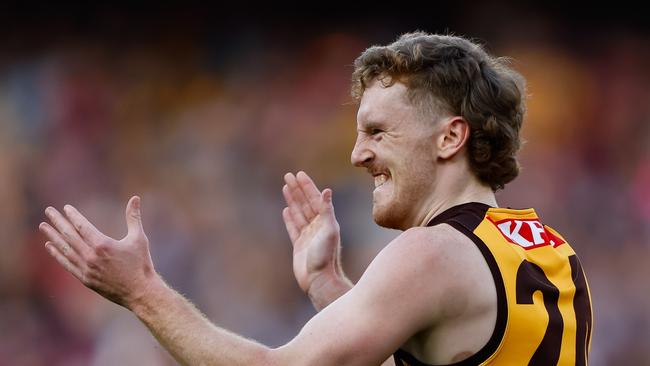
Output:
top-left (372, 204), bottom-right (408, 230)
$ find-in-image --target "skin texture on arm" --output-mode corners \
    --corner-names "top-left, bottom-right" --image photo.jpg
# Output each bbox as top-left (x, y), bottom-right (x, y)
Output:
top-left (282, 171), bottom-right (353, 311)
top-left (276, 225), bottom-right (465, 366)
top-left (38, 197), bottom-right (273, 366)
top-left (130, 276), bottom-right (274, 366)
top-left (39, 196), bottom-right (467, 366)
top-left (282, 172), bottom-right (395, 366)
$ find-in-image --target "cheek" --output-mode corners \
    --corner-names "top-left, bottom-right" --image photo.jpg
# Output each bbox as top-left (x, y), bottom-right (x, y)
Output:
top-left (396, 157), bottom-right (436, 193)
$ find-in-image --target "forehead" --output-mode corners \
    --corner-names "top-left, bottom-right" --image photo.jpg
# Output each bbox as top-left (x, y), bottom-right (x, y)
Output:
top-left (356, 80), bottom-right (416, 127)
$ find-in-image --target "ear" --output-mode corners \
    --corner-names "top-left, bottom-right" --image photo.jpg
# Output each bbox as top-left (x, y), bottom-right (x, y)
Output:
top-left (436, 117), bottom-right (470, 160)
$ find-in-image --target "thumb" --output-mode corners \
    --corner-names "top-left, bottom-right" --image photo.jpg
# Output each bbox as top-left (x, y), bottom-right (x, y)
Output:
top-left (320, 189), bottom-right (335, 215)
top-left (125, 196), bottom-right (145, 238)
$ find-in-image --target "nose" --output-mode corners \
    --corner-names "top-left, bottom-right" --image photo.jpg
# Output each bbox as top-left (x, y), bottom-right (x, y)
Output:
top-left (350, 135), bottom-right (374, 167)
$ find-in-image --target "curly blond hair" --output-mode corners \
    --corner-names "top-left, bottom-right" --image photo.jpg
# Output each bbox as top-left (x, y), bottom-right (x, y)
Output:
top-left (352, 32), bottom-right (527, 191)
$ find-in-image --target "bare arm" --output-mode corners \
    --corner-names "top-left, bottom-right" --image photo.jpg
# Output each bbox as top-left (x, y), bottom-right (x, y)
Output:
top-left (282, 171), bottom-right (353, 310)
top-left (283, 172), bottom-right (395, 366)
top-left (39, 198), bottom-right (272, 365)
top-left (131, 276), bottom-right (273, 365)
top-left (39, 197), bottom-right (454, 365)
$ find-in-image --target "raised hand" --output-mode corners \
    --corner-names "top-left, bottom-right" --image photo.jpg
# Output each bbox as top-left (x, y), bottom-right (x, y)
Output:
top-left (39, 196), bottom-right (159, 309)
top-left (282, 172), bottom-right (351, 307)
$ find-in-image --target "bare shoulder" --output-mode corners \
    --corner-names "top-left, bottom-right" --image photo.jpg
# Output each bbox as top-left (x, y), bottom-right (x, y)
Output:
top-left (379, 224), bottom-right (485, 270)
top-left (277, 224), bottom-right (497, 366)
top-left (369, 224), bottom-right (496, 323)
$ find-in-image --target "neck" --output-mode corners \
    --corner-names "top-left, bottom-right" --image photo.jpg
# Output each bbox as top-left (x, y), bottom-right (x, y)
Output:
top-left (414, 171), bottom-right (497, 228)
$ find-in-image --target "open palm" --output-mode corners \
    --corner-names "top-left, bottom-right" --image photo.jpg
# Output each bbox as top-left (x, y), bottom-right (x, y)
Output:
top-left (39, 196), bottom-right (158, 309)
top-left (282, 172), bottom-right (342, 293)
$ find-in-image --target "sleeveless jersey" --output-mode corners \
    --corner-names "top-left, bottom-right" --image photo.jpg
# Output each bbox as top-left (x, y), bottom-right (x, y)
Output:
top-left (393, 203), bottom-right (593, 366)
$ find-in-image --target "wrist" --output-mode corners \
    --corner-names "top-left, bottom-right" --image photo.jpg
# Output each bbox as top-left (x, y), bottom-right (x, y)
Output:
top-left (306, 271), bottom-right (352, 310)
top-left (127, 272), bottom-right (169, 315)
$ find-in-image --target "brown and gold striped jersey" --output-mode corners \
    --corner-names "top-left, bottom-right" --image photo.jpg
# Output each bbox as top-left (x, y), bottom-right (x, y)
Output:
top-left (394, 202), bottom-right (593, 366)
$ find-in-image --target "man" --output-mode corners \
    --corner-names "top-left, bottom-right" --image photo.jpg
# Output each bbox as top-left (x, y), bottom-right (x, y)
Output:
top-left (40, 32), bottom-right (593, 365)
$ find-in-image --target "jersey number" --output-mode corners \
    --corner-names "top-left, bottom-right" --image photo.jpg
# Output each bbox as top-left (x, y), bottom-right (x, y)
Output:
top-left (515, 255), bottom-right (592, 366)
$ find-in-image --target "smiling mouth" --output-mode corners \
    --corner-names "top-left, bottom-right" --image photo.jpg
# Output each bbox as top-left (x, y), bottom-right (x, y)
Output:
top-left (374, 174), bottom-right (389, 188)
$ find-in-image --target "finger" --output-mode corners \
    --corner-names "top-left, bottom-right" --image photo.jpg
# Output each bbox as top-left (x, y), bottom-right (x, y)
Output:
top-left (44, 207), bottom-right (91, 258)
top-left (64, 204), bottom-right (109, 246)
top-left (125, 196), bottom-right (145, 239)
top-left (282, 184), bottom-right (308, 228)
top-left (296, 171), bottom-right (321, 203)
top-left (282, 207), bottom-right (300, 244)
top-left (297, 171), bottom-right (327, 218)
top-left (45, 241), bottom-right (83, 280)
top-left (39, 223), bottom-right (84, 267)
top-left (284, 173), bottom-right (317, 220)
top-left (321, 188), bottom-right (335, 216)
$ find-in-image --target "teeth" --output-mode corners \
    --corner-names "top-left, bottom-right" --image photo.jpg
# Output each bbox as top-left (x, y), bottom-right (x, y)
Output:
top-left (374, 174), bottom-right (388, 188)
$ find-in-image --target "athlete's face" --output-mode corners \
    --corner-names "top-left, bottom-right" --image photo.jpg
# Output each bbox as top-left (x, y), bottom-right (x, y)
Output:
top-left (352, 79), bottom-right (441, 230)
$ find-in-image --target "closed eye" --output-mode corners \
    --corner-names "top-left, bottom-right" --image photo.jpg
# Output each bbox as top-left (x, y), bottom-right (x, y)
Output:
top-left (369, 128), bottom-right (383, 135)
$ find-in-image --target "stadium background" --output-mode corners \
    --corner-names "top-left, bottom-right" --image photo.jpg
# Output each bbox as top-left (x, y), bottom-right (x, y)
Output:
top-left (0, 5), bottom-right (648, 365)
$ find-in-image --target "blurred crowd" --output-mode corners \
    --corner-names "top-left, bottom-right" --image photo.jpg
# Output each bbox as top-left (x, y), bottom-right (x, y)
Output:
top-left (0, 9), bottom-right (648, 366)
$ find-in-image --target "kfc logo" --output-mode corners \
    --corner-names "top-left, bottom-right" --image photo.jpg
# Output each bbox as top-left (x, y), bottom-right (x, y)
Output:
top-left (492, 219), bottom-right (565, 250)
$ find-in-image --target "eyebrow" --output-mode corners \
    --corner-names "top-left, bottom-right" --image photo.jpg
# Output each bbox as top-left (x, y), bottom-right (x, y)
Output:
top-left (357, 120), bottom-right (386, 131)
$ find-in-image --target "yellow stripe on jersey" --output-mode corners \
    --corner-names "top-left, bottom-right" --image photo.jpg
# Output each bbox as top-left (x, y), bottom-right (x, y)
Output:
top-left (393, 203), bottom-right (593, 366)
top-left (477, 207), bottom-right (592, 365)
